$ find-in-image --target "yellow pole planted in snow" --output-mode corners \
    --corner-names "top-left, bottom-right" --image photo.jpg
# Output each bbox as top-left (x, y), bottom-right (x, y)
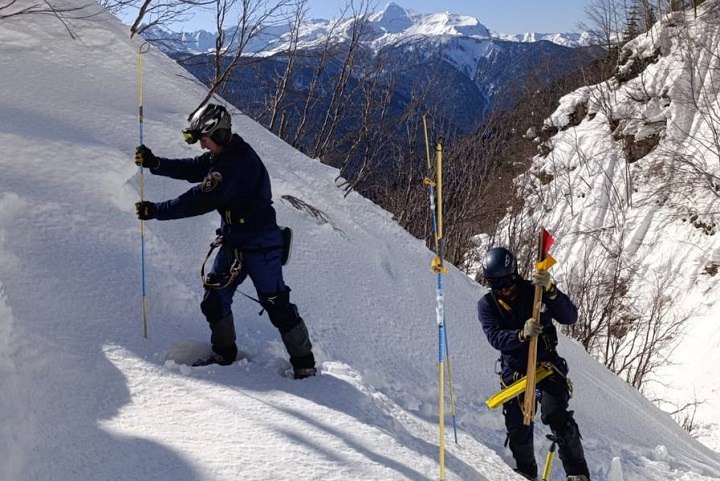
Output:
top-left (137, 42), bottom-right (150, 338)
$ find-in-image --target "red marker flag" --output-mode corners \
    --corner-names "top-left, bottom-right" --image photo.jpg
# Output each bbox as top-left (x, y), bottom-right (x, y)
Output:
top-left (524, 226), bottom-right (557, 425)
top-left (541, 228), bottom-right (554, 256)
top-left (536, 228), bottom-right (556, 271)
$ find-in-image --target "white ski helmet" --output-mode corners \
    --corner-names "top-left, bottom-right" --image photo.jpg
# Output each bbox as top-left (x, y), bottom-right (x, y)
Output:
top-left (183, 103), bottom-right (232, 145)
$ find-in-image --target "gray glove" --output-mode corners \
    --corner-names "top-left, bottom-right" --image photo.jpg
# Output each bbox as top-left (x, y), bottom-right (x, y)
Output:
top-left (520, 317), bottom-right (543, 341)
top-left (531, 269), bottom-right (553, 291)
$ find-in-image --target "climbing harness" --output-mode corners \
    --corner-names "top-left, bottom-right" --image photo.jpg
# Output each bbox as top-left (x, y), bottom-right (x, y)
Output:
top-left (201, 236), bottom-right (242, 290)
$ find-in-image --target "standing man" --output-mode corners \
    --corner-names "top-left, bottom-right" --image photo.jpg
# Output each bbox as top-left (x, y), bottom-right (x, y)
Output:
top-left (134, 103), bottom-right (316, 379)
top-left (477, 247), bottom-right (590, 481)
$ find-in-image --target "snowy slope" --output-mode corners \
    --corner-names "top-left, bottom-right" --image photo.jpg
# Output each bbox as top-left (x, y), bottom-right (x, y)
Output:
top-left (0, 3), bottom-right (719, 481)
top-left (485, 3), bottom-right (720, 454)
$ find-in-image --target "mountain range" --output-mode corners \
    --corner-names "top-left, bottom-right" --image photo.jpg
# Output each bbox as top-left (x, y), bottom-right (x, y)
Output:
top-left (146, 2), bottom-right (598, 55)
top-left (142, 3), bottom-right (604, 137)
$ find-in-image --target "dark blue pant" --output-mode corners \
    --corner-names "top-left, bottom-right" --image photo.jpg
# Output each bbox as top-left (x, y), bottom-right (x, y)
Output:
top-left (502, 372), bottom-right (590, 479)
top-left (200, 241), bottom-right (314, 369)
top-left (202, 243), bottom-right (287, 320)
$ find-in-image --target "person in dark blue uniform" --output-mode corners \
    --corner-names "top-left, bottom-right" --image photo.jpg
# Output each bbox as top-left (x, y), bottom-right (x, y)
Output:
top-left (134, 103), bottom-right (316, 379)
top-left (477, 247), bottom-right (590, 481)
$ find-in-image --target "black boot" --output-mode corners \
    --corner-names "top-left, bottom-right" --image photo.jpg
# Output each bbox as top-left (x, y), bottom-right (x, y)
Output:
top-left (513, 468), bottom-right (537, 480)
top-left (261, 290), bottom-right (316, 378)
top-left (192, 350), bottom-right (236, 367)
top-left (507, 427), bottom-right (537, 480)
top-left (194, 315), bottom-right (237, 366)
top-left (552, 413), bottom-right (590, 480)
top-left (280, 320), bottom-right (315, 373)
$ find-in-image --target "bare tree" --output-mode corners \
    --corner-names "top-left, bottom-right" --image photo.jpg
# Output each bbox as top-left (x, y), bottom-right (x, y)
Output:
top-left (583, 0), bottom-right (626, 49)
top-left (605, 269), bottom-right (687, 390)
top-left (666, 397), bottom-right (702, 434)
top-left (266, 0), bottom-right (309, 134)
top-left (190, 0), bottom-right (294, 116)
top-left (123, 0), bottom-right (292, 113)
top-left (582, 0), bottom-right (661, 47)
top-left (333, 53), bottom-right (396, 193)
top-left (126, 0), bottom-right (200, 37)
top-left (635, 0), bottom-right (658, 32)
top-left (311, 0), bottom-right (372, 160)
top-left (669, 0), bottom-right (708, 15)
top-left (658, 1), bottom-right (720, 205)
top-left (1, 0), bottom-right (95, 37)
top-left (289, 14), bottom-right (344, 149)
top-left (1, 0), bottom-right (88, 19)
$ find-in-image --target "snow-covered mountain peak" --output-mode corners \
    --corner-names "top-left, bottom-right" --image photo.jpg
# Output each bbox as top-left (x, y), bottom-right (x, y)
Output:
top-left (369, 2), bottom-right (414, 33)
top-left (367, 3), bottom-right (490, 39)
top-left (414, 11), bottom-right (490, 38)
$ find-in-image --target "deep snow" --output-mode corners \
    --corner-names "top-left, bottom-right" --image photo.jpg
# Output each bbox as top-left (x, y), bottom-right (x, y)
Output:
top-left (0, 3), bottom-right (719, 481)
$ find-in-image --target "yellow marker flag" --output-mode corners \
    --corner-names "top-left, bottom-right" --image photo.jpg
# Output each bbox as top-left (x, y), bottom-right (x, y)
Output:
top-left (431, 256), bottom-right (448, 274)
top-left (535, 254), bottom-right (556, 272)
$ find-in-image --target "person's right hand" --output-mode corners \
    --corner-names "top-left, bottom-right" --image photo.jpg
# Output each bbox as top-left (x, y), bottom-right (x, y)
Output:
top-left (520, 317), bottom-right (543, 341)
top-left (135, 145), bottom-right (159, 169)
top-left (532, 269), bottom-right (553, 291)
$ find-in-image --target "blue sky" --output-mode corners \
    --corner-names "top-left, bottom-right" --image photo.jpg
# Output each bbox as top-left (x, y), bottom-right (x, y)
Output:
top-left (167, 0), bottom-right (592, 34)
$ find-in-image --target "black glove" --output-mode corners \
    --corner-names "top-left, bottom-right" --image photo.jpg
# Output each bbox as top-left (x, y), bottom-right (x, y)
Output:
top-left (135, 201), bottom-right (157, 220)
top-left (135, 145), bottom-right (159, 169)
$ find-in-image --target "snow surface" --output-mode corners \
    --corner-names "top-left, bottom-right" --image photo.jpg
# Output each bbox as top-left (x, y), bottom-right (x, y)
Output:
top-left (1, 3), bottom-right (719, 481)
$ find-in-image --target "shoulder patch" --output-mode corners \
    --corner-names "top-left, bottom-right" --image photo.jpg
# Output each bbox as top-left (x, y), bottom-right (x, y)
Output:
top-left (201, 171), bottom-right (223, 192)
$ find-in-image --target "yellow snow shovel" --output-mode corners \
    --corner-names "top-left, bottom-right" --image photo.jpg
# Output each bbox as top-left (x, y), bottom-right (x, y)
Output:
top-left (485, 364), bottom-right (554, 409)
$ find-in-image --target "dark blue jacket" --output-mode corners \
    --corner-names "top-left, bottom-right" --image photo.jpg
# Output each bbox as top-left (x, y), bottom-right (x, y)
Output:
top-left (150, 134), bottom-right (280, 249)
top-left (477, 279), bottom-right (578, 382)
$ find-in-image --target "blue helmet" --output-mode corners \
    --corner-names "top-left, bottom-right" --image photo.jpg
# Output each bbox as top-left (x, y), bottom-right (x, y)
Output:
top-left (482, 247), bottom-right (518, 287)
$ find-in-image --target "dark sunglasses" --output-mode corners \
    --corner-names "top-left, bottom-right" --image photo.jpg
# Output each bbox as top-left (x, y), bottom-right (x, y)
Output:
top-left (182, 128), bottom-right (200, 145)
top-left (487, 275), bottom-right (518, 290)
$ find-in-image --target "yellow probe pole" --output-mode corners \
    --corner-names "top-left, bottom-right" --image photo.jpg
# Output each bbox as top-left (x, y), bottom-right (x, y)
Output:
top-left (137, 43), bottom-right (150, 338)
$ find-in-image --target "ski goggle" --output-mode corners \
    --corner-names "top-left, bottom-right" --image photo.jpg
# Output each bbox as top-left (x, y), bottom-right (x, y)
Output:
top-left (487, 275), bottom-right (518, 290)
top-left (182, 128), bottom-right (200, 144)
